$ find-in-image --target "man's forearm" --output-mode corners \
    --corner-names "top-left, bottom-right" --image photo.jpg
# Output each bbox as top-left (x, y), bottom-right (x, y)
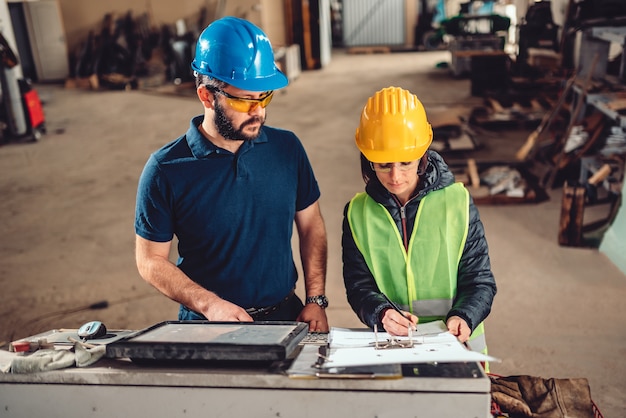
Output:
top-left (138, 253), bottom-right (219, 315)
top-left (300, 221), bottom-right (328, 296)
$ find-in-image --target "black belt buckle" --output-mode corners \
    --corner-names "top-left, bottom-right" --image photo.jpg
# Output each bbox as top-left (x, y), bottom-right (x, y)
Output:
top-left (247, 305), bottom-right (278, 317)
top-left (246, 289), bottom-right (295, 318)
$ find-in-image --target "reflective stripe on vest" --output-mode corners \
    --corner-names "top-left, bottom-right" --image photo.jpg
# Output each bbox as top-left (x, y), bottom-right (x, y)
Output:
top-left (347, 182), bottom-right (488, 355)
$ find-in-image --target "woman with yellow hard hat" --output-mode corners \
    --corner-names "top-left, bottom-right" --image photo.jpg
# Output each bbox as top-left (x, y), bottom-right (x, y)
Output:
top-left (342, 86), bottom-right (496, 358)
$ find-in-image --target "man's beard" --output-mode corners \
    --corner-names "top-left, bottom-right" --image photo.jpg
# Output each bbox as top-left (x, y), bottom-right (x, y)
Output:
top-left (214, 100), bottom-right (265, 141)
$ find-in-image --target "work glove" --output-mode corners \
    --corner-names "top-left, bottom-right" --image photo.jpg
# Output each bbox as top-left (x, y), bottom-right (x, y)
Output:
top-left (10, 349), bottom-right (75, 373)
top-left (491, 375), bottom-right (532, 416)
top-left (490, 375), bottom-right (595, 418)
top-left (9, 341), bottom-right (106, 374)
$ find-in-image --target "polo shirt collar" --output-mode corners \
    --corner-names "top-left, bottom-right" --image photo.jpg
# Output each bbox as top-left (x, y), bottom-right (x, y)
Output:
top-left (186, 115), bottom-right (268, 158)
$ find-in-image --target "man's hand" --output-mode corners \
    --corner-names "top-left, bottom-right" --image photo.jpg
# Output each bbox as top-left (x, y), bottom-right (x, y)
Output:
top-left (446, 316), bottom-right (471, 342)
top-left (202, 298), bottom-right (254, 322)
top-left (297, 304), bottom-right (329, 332)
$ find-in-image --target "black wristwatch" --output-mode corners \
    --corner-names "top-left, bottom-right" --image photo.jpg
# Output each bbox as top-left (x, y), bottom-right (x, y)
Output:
top-left (305, 295), bottom-right (329, 309)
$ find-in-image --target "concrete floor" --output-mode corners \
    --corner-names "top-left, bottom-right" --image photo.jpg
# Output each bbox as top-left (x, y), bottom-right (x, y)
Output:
top-left (1, 49), bottom-right (625, 416)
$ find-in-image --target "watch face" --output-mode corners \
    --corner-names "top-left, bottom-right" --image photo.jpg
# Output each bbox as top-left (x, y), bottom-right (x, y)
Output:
top-left (307, 296), bottom-right (328, 308)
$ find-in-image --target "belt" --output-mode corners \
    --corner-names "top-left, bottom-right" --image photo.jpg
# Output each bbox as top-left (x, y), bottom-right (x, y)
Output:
top-left (245, 289), bottom-right (295, 317)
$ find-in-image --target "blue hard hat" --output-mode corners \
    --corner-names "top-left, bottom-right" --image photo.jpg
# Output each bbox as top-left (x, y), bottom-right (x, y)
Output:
top-left (191, 16), bottom-right (288, 92)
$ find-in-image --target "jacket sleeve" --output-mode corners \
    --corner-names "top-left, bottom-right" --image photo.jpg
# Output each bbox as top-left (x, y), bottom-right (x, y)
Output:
top-left (447, 196), bottom-right (497, 331)
top-left (341, 203), bottom-right (390, 329)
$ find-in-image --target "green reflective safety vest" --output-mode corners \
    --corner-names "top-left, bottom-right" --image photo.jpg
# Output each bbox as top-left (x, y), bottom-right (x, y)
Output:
top-left (347, 182), bottom-right (488, 356)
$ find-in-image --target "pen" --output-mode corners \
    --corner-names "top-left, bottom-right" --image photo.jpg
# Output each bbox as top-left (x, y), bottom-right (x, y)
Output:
top-left (382, 293), bottom-right (417, 331)
top-left (382, 293), bottom-right (405, 316)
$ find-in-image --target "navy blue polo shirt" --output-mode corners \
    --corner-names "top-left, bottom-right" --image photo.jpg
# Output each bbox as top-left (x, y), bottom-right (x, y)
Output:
top-left (135, 115), bottom-right (321, 308)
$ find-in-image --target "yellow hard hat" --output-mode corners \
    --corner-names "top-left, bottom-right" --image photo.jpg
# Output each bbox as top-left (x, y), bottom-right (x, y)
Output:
top-left (355, 86), bottom-right (433, 163)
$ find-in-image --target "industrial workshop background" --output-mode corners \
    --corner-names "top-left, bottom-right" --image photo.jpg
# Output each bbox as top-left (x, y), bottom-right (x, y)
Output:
top-left (0, 0), bottom-right (625, 416)
top-left (1, 0), bottom-right (624, 269)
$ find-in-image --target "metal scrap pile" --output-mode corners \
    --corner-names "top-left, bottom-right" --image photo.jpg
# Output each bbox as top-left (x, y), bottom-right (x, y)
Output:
top-left (67, 9), bottom-right (209, 90)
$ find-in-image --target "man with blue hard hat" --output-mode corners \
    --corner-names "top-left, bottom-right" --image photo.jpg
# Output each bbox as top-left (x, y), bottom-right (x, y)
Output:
top-left (135, 17), bottom-right (329, 331)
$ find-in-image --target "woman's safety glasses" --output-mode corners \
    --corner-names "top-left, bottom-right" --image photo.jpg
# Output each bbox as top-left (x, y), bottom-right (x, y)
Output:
top-left (214, 89), bottom-right (274, 113)
top-left (370, 161), bottom-right (419, 173)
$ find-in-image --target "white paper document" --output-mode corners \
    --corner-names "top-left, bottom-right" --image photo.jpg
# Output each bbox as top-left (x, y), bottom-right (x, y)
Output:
top-left (329, 321), bottom-right (449, 348)
top-left (323, 321), bottom-right (498, 369)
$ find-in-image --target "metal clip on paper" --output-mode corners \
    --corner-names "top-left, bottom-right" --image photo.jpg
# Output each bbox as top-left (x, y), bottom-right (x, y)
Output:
top-left (373, 324), bottom-right (415, 350)
top-left (312, 344), bottom-right (331, 368)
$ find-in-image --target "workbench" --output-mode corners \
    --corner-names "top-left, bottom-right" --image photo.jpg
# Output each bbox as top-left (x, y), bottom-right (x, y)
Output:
top-left (0, 346), bottom-right (492, 418)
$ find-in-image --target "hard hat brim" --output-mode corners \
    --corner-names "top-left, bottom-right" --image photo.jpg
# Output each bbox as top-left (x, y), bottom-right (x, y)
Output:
top-left (191, 62), bottom-right (289, 92)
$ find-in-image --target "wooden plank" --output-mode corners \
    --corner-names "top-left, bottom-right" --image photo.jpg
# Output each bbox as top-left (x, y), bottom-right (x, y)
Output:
top-left (515, 73), bottom-right (577, 161)
top-left (558, 181), bottom-right (586, 246)
top-left (301, 0), bottom-right (317, 70)
top-left (466, 158), bottom-right (490, 198)
top-left (588, 164), bottom-right (612, 186)
top-left (347, 46), bottom-right (391, 54)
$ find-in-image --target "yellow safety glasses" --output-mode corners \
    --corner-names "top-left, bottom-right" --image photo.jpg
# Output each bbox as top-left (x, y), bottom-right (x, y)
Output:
top-left (214, 88), bottom-right (274, 113)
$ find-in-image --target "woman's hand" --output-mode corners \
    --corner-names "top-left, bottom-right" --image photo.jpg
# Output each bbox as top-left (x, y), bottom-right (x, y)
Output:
top-left (381, 308), bottom-right (418, 336)
top-left (446, 316), bottom-right (471, 342)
